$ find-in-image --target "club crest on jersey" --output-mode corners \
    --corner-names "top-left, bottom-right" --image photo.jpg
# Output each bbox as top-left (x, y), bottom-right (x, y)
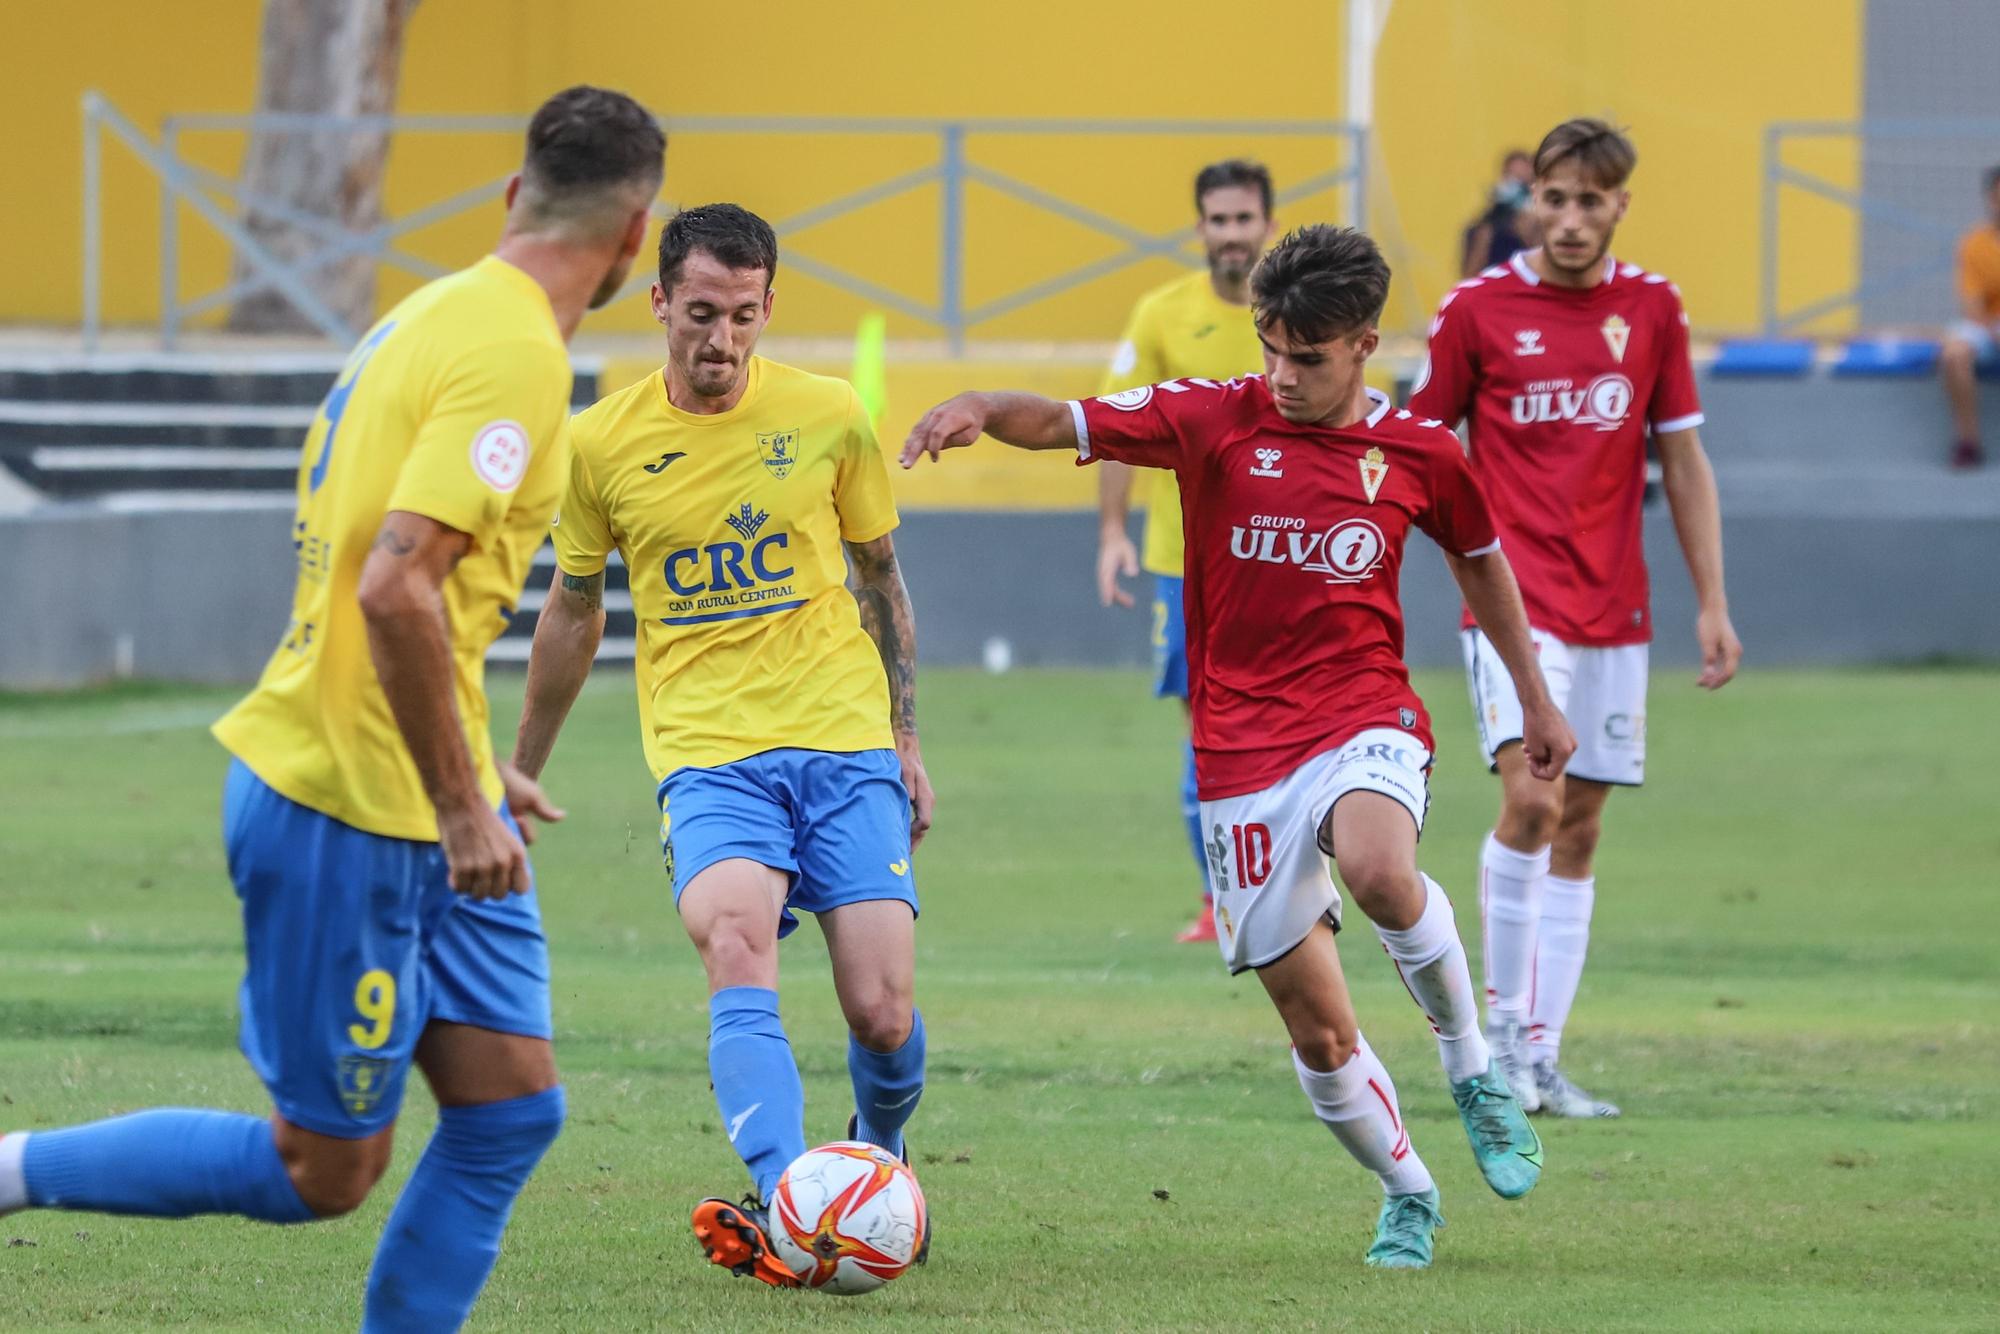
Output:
top-left (1601, 314), bottom-right (1631, 363)
top-left (757, 428), bottom-right (800, 479)
top-left (1359, 446), bottom-right (1389, 503)
top-left (1514, 329), bottom-right (1545, 357)
top-left (1249, 447), bottom-right (1284, 478)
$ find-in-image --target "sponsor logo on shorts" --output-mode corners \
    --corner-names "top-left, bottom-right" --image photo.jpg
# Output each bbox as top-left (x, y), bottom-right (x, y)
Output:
top-left (1399, 707), bottom-right (1417, 729)
top-left (338, 1055), bottom-right (393, 1118)
top-left (1604, 712), bottom-right (1647, 744)
top-left (1204, 823), bottom-right (1232, 900)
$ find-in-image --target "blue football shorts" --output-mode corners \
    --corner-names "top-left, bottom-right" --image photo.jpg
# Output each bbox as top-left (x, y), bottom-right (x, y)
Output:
top-left (221, 758), bottom-right (552, 1140)
top-left (1152, 573), bottom-right (1190, 700)
top-left (656, 747), bottom-right (918, 938)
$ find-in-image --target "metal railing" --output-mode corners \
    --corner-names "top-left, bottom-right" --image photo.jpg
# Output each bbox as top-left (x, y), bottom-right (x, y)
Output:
top-left (1762, 117), bottom-right (2000, 333)
top-left (82, 93), bottom-right (1365, 353)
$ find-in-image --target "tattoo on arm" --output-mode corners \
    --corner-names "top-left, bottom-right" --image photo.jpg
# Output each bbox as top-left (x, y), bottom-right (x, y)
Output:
top-left (560, 570), bottom-right (605, 614)
top-left (371, 527), bottom-right (418, 557)
top-left (847, 536), bottom-right (917, 735)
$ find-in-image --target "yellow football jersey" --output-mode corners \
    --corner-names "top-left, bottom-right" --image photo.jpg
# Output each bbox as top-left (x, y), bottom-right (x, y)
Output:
top-left (1102, 269), bottom-right (1265, 576)
top-left (213, 256), bottom-right (572, 841)
top-left (554, 356), bottom-right (898, 780)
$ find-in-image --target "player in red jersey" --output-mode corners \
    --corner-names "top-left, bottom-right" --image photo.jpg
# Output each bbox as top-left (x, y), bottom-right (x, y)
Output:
top-left (1410, 120), bottom-right (1742, 1119)
top-left (901, 226), bottom-right (1572, 1268)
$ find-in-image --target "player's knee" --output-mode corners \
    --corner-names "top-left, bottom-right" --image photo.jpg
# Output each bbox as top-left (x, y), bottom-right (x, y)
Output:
top-left (846, 995), bottom-right (914, 1052)
top-left (699, 919), bottom-right (776, 988)
top-left (1501, 787), bottom-right (1563, 847)
top-left (1293, 1026), bottom-right (1358, 1073)
top-left (1555, 812), bottom-right (1603, 869)
top-left (1337, 851), bottom-right (1420, 922)
top-left (285, 1140), bottom-right (393, 1218)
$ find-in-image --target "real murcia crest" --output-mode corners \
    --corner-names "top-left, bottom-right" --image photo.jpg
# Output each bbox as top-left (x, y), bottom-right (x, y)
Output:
top-left (1359, 446), bottom-right (1389, 503)
top-left (1601, 313), bottom-right (1630, 363)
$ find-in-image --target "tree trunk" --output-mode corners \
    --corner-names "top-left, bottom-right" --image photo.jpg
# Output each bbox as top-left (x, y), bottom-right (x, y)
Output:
top-left (226, 0), bottom-right (420, 336)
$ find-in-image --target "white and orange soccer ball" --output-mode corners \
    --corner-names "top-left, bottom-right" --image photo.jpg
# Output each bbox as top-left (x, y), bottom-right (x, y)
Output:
top-left (769, 1141), bottom-right (927, 1295)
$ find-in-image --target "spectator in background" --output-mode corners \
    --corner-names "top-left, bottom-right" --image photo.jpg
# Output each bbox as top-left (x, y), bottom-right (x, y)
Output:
top-left (1939, 164), bottom-right (2000, 469)
top-left (1460, 149), bottom-right (1538, 278)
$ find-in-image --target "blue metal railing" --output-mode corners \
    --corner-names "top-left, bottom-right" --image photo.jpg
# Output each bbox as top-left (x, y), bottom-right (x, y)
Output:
top-left (1762, 117), bottom-right (2000, 333)
top-left (82, 95), bottom-right (1365, 352)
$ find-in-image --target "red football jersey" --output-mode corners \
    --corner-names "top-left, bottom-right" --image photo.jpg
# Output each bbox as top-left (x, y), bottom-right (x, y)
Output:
top-left (1072, 377), bottom-right (1500, 800)
top-left (1408, 251), bottom-right (1703, 646)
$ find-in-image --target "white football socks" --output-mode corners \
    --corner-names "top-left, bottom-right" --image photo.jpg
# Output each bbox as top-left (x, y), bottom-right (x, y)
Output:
top-left (1292, 1037), bottom-right (1434, 1198)
top-left (1480, 833), bottom-right (1550, 1025)
top-left (1530, 874), bottom-right (1595, 1062)
top-left (0, 1132), bottom-right (28, 1214)
top-left (1375, 875), bottom-right (1490, 1084)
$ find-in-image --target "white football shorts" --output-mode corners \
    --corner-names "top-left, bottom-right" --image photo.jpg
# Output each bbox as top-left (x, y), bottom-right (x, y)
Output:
top-left (1198, 729), bottom-right (1432, 975)
top-left (1462, 627), bottom-right (1649, 786)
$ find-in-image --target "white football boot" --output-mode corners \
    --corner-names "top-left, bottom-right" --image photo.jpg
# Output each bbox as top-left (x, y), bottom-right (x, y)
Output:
top-left (1532, 1059), bottom-right (1621, 1118)
top-left (1484, 1018), bottom-right (1541, 1114)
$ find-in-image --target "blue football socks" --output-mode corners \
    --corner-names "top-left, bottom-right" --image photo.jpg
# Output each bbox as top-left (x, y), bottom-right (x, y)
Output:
top-left (22, 1108), bottom-right (315, 1222)
top-left (707, 987), bottom-right (807, 1204)
top-left (1180, 737), bottom-right (1208, 892)
top-left (849, 1009), bottom-right (926, 1158)
top-left (362, 1086), bottom-right (566, 1334)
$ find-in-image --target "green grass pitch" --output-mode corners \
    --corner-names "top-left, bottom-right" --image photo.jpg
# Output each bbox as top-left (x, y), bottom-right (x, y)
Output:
top-left (2, 667), bottom-right (1996, 1330)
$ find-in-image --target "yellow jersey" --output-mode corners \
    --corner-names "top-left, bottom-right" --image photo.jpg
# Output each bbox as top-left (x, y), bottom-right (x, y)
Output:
top-left (213, 256), bottom-right (572, 841)
top-left (1102, 269), bottom-right (1265, 576)
top-left (1958, 225), bottom-right (2000, 321)
top-left (553, 356), bottom-right (898, 780)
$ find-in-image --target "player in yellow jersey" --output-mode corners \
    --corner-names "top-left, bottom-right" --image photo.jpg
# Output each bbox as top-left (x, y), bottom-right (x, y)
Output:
top-left (1095, 160), bottom-right (1277, 942)
top-left (510, 205), bottom-right (932, 1288)
top-left (0, 88), bottom-right (663, 1332)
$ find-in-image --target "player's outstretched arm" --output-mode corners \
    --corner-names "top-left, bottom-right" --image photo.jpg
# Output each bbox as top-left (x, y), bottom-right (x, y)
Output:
top-left (1447, 547), bottom-right (1578, 782)
top-left (898, 391), bottom-right (1077, 467)
top-left (510, 565), bottom-right (605, 811)
top-left (1655, 426), bottom-right (1742, 690)
top-left (847, 533), bottom-right (935, 849)
top-left (358, 510), bottom-right (534, 899)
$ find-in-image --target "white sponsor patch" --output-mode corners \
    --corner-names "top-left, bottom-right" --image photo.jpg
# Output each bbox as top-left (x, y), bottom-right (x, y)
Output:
top-left (470, 420), bottom-right (530, 491)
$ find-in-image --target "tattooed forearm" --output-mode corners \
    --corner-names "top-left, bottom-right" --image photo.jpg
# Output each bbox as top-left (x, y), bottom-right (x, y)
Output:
top-left (372, 527), bottom-right (419, 556)
top-left (560, 570), bottom-right (605, 613)
top-left (847, 536), bottom-right (918, 736)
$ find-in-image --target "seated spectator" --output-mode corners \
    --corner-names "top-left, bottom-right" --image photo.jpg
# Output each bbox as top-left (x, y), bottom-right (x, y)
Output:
top-left (1940, 163), bottom-right (2000, 469)
top-left (1460, 149), bottom-right (1538, 278)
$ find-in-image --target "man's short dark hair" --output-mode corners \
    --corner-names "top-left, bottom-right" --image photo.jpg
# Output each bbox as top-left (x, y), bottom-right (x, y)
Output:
top-left (1984, 163), bottom-right (2000, 196)
top-left (1194, 159), bottom-right (1275, 218)
top-left (1249, 225), bottom-right (1390, 344)
top-left (518, 86), bottom-right (664, 234)
top-left (657, 203), bottom-right (780, 292)
top-left (1534, 118), bottom-right (1637, 189)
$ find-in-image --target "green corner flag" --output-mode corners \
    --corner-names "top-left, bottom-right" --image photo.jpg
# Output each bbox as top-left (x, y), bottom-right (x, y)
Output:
top-left (852, 311), bottom-right (888, 433)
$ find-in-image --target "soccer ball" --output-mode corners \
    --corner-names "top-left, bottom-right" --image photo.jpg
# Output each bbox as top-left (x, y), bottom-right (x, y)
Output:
top-left (769, 1141), bottom-right (927, 1295)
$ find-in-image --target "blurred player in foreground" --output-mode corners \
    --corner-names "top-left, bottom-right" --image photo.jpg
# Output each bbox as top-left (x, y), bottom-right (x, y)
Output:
top-left (0, 88), bottom-right (663, 1330)
top-left (1096, 159), bottom-right (1276, 943)
top-left (510, 204), bottom-right (932, 1288)
top-left (1412, 119), bottom-right (1741, 1118)
top-left (1939, 162), bottom-right (2000, 470)
top-left (903, 225), bottom-right (1568, 1268)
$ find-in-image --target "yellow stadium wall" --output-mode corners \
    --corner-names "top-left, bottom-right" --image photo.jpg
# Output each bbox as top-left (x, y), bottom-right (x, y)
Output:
top-left (7, 0), bottom-right (1857, 339)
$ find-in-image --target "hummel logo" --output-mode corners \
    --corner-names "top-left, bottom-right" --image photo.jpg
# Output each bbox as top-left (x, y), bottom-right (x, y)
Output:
top-left (1514, 329), bottom-right (1545, 357)
top-left (727, 1102), bottom-right (762, 1143)
top-left (889, 860), bottom-right (909, 877)
top-left (1249, 447), bottom-right (1284, 478)
top-left (725, 503), bottom-right (770, 542)
top-left (642, 451), bottom-right (686, 474)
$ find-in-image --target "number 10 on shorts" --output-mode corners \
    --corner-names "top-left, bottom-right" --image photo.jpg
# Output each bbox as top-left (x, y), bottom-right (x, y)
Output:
top-left (1231, 824), bottom-right (1272, 888)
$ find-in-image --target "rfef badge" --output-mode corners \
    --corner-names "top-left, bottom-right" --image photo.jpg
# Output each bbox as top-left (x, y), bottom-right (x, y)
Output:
top-left (338, 1055), bottom-right (393, 1118)
top-left (758, 428), bottom-right (800, 479)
